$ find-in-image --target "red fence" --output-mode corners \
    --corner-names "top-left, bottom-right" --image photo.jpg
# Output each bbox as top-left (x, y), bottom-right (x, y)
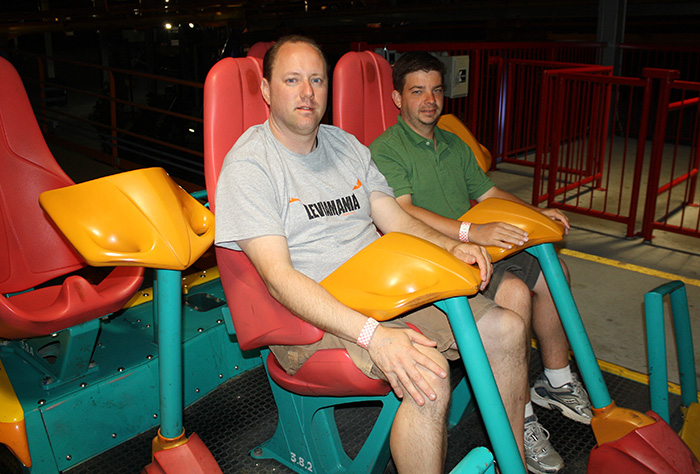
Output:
top-left (641, 75), bottom-right (700, 241)
top-left (537, 67), bottom-right (700, 241)
top-left (536, 68), bottom-right (650, 237)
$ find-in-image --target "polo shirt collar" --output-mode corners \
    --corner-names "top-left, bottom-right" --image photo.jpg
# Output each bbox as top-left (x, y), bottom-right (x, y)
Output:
top-left (396, 115), bottom-right (451, 152)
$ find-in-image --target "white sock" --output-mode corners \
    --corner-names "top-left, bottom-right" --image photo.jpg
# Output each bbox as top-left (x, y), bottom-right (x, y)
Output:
top-left (544, 365), bottom-right (572, 388)
top-left (524, 402), bottom-right (534, 419)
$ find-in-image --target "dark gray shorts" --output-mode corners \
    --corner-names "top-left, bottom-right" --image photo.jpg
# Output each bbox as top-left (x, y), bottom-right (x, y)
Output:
top-left (481, 251), bottom-right (542, 301)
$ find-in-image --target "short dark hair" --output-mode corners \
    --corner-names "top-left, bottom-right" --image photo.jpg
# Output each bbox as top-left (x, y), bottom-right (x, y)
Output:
top-left (262, 35), bottom-right (327, 81)
top-left (392, 51), bottom-right (446, 93)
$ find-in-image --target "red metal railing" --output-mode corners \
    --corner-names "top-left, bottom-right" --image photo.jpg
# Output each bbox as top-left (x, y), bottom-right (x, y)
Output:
top-left (620, 44), bottom-right (700, 83)
top-left (536, 67), bottom-right (651, 237)
top-left (640, 74), bottom-right (700, 241)
top-left (538, 65), bottom-right (700, 241)
top-left (503, 60), bottom-right (611, 170)
top-left (5, 49), bottom-right (204, 183)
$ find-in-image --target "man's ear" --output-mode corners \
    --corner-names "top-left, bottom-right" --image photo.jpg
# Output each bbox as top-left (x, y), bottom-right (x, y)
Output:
top-left (261, 78), bottom-right (271, 105)
top-left (391, 90), bottom-right (401, 109)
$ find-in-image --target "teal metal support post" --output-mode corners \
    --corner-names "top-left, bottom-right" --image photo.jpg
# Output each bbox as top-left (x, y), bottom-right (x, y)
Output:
top-left (526, 243), bottom-right (613, 410)
top-left (645, 280), bottom-right (697, 423)
top-left (449, 446), bottom-right (495, 474)
top-left (155, 268), bottom-right (184, 439)
top-left (435, 297), bottom-right (525, 474)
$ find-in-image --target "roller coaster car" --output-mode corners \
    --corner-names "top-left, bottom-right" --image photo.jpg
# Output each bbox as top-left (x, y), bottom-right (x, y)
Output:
top-left (204, 56), bottom-right (504, 473)
top-left (332, 49), bottom-right (700, 474)
top-left (0, 55), bottom-right (144, 470)
top-left (39, 166), bottom-right (221, 474)
top-left (0, 56), bottom-right (257, 474)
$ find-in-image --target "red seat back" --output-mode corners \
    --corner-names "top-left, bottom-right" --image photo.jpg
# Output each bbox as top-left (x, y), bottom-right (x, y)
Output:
top-left (0, 56), bottom-right (144, 338)
top-left (0, 57), bottom-right (85, 294)
top-left (203, 57), bottom-right (324, 351)
top-left (332, 51), bottom-right (398, 147)
top-left (246, 41), bottom-right (274, 59)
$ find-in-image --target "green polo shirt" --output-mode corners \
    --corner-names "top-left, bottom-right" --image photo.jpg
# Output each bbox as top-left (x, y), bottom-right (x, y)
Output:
top-left (370, 115), bottom-right (494, 220)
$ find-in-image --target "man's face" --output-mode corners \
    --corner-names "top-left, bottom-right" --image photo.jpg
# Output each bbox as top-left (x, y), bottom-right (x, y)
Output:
top-left (393, 69), bottom-right (444, 136)
top-left (261, 41), bottom-right (328, 142)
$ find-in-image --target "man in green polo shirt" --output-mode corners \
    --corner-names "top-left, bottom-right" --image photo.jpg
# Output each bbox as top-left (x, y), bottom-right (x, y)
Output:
top-left (370, 51), bottom-right (592, 474)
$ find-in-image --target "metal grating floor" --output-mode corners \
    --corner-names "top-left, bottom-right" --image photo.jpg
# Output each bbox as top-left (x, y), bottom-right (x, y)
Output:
top-left (1, 348), bottom-right (683, 474)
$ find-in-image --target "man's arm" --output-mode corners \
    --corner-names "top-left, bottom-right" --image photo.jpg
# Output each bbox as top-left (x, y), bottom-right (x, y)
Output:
top-left (395, 186), bottom-right (569, 250)
top-left (237, 234), bottom-right (450, 405)
top-left (369, 191), bottom-right (492, 289)
top-left (471, 186), bottom-right (570, 243)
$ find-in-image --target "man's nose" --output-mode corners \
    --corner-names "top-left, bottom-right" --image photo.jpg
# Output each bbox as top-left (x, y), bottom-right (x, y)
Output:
top-left (300, 79), bottom-right (314, 98)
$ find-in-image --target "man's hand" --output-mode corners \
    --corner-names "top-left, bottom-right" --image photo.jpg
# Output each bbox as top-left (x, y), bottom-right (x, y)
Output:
top-left (466, 208), bottom-right (569, 249)
top-left (541, 208), bottom-right (570, 233)
top-left (367, 325), bottom-right (446, 405)
top-left (449, 241), bottom-right (492, 290)
top-left (468, 221), bottom-right (529, 249)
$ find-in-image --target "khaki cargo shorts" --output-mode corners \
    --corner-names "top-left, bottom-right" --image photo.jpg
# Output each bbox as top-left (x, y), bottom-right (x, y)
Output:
top-left (271, 292), bottom-right (497, 379)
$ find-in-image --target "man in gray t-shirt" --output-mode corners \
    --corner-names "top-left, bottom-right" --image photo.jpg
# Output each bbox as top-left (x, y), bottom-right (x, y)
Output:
top-left (214, 35), bottom-right (530, 474)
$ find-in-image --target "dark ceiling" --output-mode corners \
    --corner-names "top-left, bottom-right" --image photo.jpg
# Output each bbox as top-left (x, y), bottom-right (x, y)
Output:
top-left (2, 0), bottom-right (700, 46)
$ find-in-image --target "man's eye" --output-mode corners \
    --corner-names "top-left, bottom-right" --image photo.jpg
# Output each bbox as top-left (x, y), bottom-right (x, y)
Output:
top-left (285, 78), bottom-right (298, 84)
top-left (311, 78), bottom-right (323, 85)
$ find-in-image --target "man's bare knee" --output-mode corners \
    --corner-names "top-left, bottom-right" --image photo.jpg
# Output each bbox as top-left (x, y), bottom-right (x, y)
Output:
top-left (494, 273), bottom-right (532, 327)
top-left (410, 345), bottom-right (451, 410)
top-left (478, 307), bottom-right (528, 353)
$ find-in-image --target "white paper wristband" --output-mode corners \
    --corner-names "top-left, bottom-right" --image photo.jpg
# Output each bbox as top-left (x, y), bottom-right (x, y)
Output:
top-left (357, 318), bottom-right (379, 349)
top-left (459, 221), bottom-right (472, 242)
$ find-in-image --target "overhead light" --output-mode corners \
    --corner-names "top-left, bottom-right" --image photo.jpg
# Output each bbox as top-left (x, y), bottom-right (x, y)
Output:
top-left (165, 23), bottom-right (173, 29)
top-left (188, 22), bottom-right (195, 28)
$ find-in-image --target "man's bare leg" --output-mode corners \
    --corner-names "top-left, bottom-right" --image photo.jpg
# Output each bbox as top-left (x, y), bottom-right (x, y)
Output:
top-left (475, 306), bottom-right (530, 463)
top-left (532, 259), bottom-right (571, 370)
top-left (390, 345), bottom-right (451, 474)
top-left (493, 272), bottom-right (533, 365)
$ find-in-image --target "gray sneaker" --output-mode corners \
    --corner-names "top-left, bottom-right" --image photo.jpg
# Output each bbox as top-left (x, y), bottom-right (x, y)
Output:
top-left (530, 373), bottom-right (593, 424)
top-left (524, 415), bottom-right (564, 474)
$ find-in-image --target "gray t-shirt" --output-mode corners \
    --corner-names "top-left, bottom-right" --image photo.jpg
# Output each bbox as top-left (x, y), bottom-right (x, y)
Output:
top-left (215, 121), bottom-right (395, 282)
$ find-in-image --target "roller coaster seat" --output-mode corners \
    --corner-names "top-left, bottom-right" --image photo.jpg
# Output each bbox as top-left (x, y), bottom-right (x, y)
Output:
top-left (0, 56), bottom-right (144, 340)
top-left (203, 56), bottom-right (393, 397)
top-left (204, 56), bottom-right (487, 474)
top-left (203, 54), bottom-right (410, 474)
top-left (246, 41), bottom-right (274, 59)
top-left (332, 50), bottom-right (492, 173)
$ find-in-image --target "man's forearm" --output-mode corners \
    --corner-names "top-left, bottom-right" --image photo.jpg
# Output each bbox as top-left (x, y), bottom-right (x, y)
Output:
top-left (266, 265), bottom-right (368, 343)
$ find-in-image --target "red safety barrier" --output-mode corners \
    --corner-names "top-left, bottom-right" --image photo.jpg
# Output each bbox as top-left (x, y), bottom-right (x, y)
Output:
top-left (537, 65), bottom-right (700, 242)
top-left (535, 66), bottom-right (649, 237)
top-left (640, 75), bottom-right (700, 242)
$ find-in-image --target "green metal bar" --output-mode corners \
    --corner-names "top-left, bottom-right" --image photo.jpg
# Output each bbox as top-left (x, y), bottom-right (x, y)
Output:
top-left (526, 243), bottom-right (612, 409)
top-left (670, 283), bottom-right (698, 407)
top-left (155, 268), bottom-right (184, 439)
top-left (644, 289), bottom-right (670, 422)
top-left (645, 280), bottom-right (697, 416)
top-left (435, 297), bottom-right (525, 474)
top-left (449, 446), bottom-right (495, 474)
